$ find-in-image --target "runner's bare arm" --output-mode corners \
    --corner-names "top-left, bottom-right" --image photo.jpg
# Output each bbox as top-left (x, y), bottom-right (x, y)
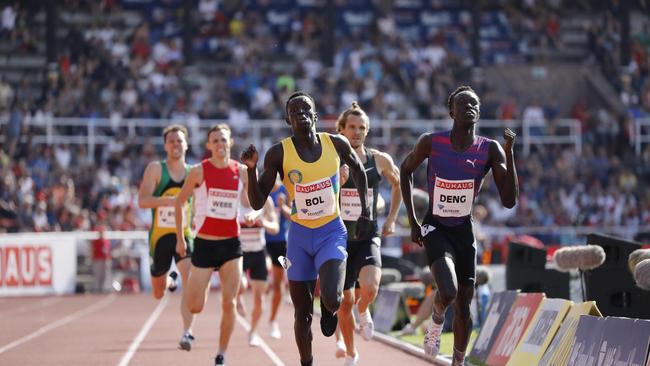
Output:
top-left (138, 162), bottom-right (173, 208)
top-left (489, 129), bottom-right (518, 208)
top-left (262, 196), bottom-right (280, 235)
top-left (374, 150), bottom-right (402, 236)
top-left (239, 162), bottom-right (249, 194)
top-left (174, 165), bottom-right (202, 257)
top-left (400, 133), bottom-right (431, 245)
top-left (241, 143), bottom-right (283, 210)
top-left (339, 164), bottom-right (350, 186)
top-left (330, 134), bottom-right (370, 217)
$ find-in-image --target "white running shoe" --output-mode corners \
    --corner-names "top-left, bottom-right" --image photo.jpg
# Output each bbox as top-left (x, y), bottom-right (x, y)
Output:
top-left (269, 321), bottom-right (281, 339)
top-left (248, 332), bottom-right (261, 347)
top-left (423, 321), bottom-right (443, 357)
top-left (399, 323), bottom-right (416, 336)
top-left (358, 311), bottom-right (374, 341)
top-left (343, 353), bottom-right (359, 366)
top-left (178, 332), bottom-right (194, 351)
top-left (335, 340), bottom-right (346, 358)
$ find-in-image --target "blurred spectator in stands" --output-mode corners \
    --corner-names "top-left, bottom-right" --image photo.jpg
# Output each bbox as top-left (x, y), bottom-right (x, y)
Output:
top-left (91, 211), bottom-right (112, 293)
top-left (0, 198), bottom-right (18, 232)
top-left (0, 76), bottom-right (13, 108)
top-left (522, 98), bottom-right (546, 136)
top-left (199, 0), bottom-right (218, 21)
top-left (33, 200), bottom-right (51, 232)
top-left (6, 102), bottom-right (24, 156)
top-left (497, 96), bottom-right (518, 121)
top-left (1, 3), bottom-right (16, 40)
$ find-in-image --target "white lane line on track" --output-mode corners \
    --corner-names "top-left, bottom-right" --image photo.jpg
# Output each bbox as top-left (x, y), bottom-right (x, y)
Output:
top-left (117, 295), bottom-right (169, 366)
top-left (236, 314), bottom-right (285, 366)
top-left (0, 297), bottom-right (63, 317)
top-left (0, 294), bottom-right (116, 354)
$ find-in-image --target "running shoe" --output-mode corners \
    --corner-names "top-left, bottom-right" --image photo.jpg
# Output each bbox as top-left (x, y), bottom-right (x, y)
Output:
top-left (178, 332), bottom-right (194, 351)
top-left (423, 321), bottom-right (443, 357)
top-left (343, 353), bottom-right (359, 366)
top-left (248, 332), bottom-right (261, 347)
top-left (358, 311), bottom-right (374, 341)
top-left (215, 354), bottom-right (225, 365)
top-left (168, 271), bottom-right (178, 292)
top-left (335, 339), bottom-right (346, 358)
top-left (269, 321), bottom-right (281, 339)
top-left (398, 323), bottom-right (416, 336)
top-left (320, 301), bottom-right (337, 337)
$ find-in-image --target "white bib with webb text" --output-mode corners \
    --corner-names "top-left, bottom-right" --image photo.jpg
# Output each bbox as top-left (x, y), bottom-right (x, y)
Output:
top-left (207, 188), bottom-right (239, 219)
top-left (340, 188), bottom-right (373, 221)
top-left (432, 177), bottom-right (474, 217)
top-left (294, 177), bottom-right (336, 220)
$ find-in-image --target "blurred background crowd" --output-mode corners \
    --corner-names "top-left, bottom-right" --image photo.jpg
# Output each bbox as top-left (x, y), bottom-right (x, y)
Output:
top-left (1, 0), bottom-right (649, 255)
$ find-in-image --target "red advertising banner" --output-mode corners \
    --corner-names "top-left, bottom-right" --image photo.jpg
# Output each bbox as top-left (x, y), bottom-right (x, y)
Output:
top-left (485, 292), bottom-right (545, 366)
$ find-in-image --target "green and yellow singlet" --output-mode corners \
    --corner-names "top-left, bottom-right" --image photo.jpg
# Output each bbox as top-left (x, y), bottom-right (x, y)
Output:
top-left (148, 161), bottom-right (193, 255)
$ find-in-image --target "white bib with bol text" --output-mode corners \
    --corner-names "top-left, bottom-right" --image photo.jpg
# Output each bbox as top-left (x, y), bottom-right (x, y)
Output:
top-left (294, 177), bottom-right (336, 220)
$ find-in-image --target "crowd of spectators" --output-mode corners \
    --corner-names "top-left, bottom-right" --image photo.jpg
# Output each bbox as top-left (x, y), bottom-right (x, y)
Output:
top-left (1, 0), bottom-right (649, 246)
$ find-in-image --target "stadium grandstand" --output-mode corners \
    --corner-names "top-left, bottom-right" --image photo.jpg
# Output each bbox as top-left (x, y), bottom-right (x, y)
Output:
top-left (1, 0), bottom-right (648, 243)
top-left (0, 0), bottom-right (650, 365)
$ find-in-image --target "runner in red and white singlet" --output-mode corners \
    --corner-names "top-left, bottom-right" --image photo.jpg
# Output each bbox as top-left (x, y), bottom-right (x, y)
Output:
top-left (174, 123), bottom-right (247, 366)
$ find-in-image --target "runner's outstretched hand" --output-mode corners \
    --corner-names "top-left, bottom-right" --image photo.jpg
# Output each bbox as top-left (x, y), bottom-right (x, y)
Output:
top-left (241, 144), bottom-right (259, 169)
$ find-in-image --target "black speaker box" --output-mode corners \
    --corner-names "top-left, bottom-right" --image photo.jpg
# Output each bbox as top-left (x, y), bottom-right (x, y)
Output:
top-left (584, 233), bottom-right (650, 319)
top-left (584, 268), bottom-right (650, 319)
top-left (507, 241), bottom-right (546, 269)
top-left (506, 267), bottom-right (570, 300)
top-left (586, 233), bottom-right (643, 270)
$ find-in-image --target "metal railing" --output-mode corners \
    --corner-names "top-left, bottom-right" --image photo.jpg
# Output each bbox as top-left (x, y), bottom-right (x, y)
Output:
top-left (635, 117), bottom-right (650, 156)
top-left (0, 117), bottom-right (584, 157)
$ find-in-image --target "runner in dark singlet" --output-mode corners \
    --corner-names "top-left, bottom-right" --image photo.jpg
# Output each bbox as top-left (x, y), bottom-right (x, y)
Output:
top-left (335, 102), bottom-right (402, 365)
top-left (400, 86), bottom-right (518, 366)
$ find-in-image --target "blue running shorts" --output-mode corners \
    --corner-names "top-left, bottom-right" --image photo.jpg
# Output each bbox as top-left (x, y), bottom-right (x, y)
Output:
top-left (286, 217), bottom-right (348, 281)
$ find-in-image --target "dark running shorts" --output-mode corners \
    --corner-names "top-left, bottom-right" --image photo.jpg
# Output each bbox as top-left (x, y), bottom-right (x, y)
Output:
top-left (266, 241), bottom-right (287, 268)
top-left (422, 216), bottom-right (477, 287)
top-left (343, 237), bottom-right (382, 290)
top-left (191, 237), bottom-right (242, 270)
top-left (150, 233), bottom-right (192, 277)
top-left (243, 249), bottom-right (269, 280)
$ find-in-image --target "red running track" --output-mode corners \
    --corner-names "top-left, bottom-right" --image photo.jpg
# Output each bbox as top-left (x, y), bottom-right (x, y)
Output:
top-left (0, 291), bottom-right (435, 365)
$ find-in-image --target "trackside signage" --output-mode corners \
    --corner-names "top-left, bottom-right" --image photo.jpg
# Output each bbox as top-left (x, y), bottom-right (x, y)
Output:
top-left (0, 233), bottom-right (76, 296)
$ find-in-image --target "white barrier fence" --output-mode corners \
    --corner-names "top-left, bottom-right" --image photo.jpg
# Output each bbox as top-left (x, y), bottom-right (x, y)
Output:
top-left (0, 117), bottom-right (585, 157)
top-left (0, 233), bottom-right (77, 296)
top-left (1, 225), bottom-right (648, 297)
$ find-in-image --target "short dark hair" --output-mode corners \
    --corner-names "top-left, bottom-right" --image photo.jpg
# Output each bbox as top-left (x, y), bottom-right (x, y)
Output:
top-left (285, 91), bottom-right (316, 114)
top-left (447, 85), bottom-right (479, 113)
top-left (206, 123), bottom-right (231, 141)
top-left (162, 124), bottom-right (189, 143)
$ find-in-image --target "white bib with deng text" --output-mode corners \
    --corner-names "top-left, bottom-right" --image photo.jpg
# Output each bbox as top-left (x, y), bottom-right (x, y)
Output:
top-left (432, 177), bottom-right (474, 217)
